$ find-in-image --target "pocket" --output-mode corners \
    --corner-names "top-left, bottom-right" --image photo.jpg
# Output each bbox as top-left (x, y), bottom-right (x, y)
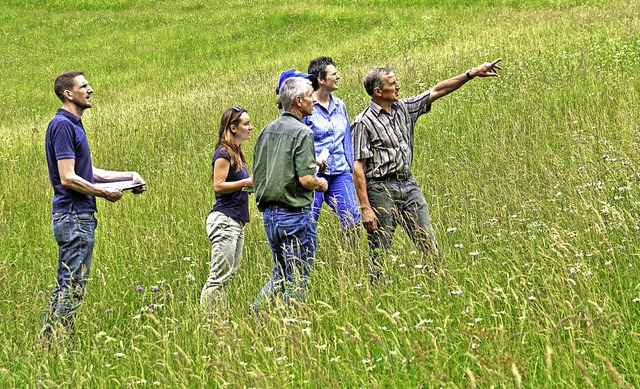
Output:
top-left (367, 181), bottom-right (394, 200)
top-left (75, 213), bottom-right (97, 234)
top-left (367, 180), bottom-right (386, 193)
top-left (277, 212), bottom-right (316, 249)
top-left (207, 212), bottom-right (231, 242)
top-left (52, 214), bottom-right (71, 244)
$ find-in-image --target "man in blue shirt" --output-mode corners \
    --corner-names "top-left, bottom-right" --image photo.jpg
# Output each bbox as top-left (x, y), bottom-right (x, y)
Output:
top-left (42, 70), bottom-right (146, 341)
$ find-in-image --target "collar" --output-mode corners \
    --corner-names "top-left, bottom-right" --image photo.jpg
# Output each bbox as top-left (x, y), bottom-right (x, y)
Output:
top-left (368, 99), bottom-right (396, 116)
top-left (281, 111), bottom-right (305, 123)
top-left (312, 94), bottom-right (336, 113)
top-left (57, 108), bottom-right (82, 124)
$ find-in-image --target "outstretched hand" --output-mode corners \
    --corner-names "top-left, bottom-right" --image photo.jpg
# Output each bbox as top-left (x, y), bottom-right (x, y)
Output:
top-left (471, 58), bottom-right (502, 77)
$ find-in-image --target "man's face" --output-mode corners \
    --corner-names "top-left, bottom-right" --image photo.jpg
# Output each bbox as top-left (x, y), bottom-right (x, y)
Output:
top-left (68, 75), bottom-right (94, 109)
top-left (299, 85), bottom-right (315, 117)
top-left (377, 72), bottom-right (400, 103)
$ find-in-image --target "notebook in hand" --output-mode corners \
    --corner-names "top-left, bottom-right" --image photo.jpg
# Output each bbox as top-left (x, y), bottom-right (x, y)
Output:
top-left (95, 180), bottom-right (143, 191)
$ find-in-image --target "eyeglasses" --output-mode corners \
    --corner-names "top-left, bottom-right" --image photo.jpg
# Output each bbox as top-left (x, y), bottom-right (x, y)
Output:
top-left (232, 105), bottom-right (245, 113)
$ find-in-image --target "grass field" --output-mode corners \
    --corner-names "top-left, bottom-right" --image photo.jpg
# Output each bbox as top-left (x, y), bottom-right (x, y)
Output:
top-left (1, 0), bottom-right (639, 387)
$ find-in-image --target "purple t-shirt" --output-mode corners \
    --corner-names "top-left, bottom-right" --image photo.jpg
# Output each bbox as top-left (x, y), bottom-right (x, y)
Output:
top-left (211, 146), bottom-right (249, 223)
top-left (45, 108), bottom-right (96, 213)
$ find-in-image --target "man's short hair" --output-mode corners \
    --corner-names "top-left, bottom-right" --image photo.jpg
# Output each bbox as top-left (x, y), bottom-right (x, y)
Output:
top-left (307, 56), bottom-right (336, 91)
top-left (363, 67), bottom-right (393, 96)
top-left (54, 70), bottom-right (84, 102)
top-left (279, 77), bottom-right (312, 111)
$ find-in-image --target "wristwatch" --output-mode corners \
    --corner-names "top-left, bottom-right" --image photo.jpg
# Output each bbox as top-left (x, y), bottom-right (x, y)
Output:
top-left (465, 69), bottom-right (474, 80)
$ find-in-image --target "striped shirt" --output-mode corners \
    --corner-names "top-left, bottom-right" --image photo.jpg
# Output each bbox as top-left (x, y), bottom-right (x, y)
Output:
top-left (351, 91), bottom-right (431, 179)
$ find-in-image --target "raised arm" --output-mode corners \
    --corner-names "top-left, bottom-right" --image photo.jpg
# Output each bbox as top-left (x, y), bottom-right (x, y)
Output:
top-left (428, 58), bottom-right (502, 104)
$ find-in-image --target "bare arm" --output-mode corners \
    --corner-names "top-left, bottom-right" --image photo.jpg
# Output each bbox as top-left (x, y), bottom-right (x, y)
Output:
top-left (93, 165), bottom-right (146, 194)
top-left (428, 58), bottom-right (502, 104)
top-left (58, 159), bottom-right (122, 202)
top-left (353, 160), bottom-right (376, 232)
top-left (212, 158), bottom-right (253, 194)
top-left (299, 174), bottom-right (328, 192)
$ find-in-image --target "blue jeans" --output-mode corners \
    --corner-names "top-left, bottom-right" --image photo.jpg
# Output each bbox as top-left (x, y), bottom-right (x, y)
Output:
top-left (42, 212), bottom-right (97, 333)
top-left (366, 177), bottom-right (440, 273)
top-left (252, 206), bottom-right (317, 310)
top-left (312, 172), bottom-right (361, 229)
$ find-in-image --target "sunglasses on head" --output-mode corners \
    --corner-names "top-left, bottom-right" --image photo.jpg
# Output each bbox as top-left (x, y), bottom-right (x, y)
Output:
top-left (225, 106), bottom-right (246, 130)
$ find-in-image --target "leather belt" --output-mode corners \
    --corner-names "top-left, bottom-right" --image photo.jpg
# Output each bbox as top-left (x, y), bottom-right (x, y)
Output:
top-left (369, 172), bottom-right (412, 181)
top-left (264, 204), bottom-right (311, 213)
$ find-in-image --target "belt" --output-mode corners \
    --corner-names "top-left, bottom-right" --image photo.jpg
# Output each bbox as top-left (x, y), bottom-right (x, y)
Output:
top-left (263, 204), bottom-right (311, 213)
top-left (370, 172), bottom-right (412, 182)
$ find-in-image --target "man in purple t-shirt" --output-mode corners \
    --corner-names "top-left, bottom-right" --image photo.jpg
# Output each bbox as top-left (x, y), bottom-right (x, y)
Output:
top-left (42, 70), bottom-right (147, 342)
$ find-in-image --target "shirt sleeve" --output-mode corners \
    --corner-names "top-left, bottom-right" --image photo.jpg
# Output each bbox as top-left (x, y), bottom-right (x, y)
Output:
top-left (51, 121), bottom-right (76, 160)
top-left (213, 146), bottom-right (231, 163)
top-left (351, 117), bottom-right (373, 161)
top-left (295, 129), bottom-right (318, 178)
top-left (340, 101), bottom-right (355, 172)
top-left (401, 90), bottom-right (431, 123)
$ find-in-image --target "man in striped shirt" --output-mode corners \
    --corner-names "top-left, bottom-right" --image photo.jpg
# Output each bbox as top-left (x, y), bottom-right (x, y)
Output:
top-left (351, 59), bottom-right (502, 279)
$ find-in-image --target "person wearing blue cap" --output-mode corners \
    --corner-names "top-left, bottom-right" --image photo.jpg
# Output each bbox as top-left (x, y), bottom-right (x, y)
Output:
top-left (304, 57), bottom-right (361, 241)
top-left (252, 75), bottom-right (328, 311)
top-left (274, 69), bottom-right (314, 110)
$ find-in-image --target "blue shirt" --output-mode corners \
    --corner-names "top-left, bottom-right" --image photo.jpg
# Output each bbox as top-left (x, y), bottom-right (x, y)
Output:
top-left (45, 108), bottom-right (96, 213)
top-left (211, 146), bottom-right (250, 223)
top-left (304, 95), bottom-right (353, 174)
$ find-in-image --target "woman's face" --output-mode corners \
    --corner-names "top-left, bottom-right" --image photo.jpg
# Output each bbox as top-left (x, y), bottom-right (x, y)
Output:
top-left (231, 112), bottom-right (253, 143)
top-left (320, 64), bottom-right (340, 92)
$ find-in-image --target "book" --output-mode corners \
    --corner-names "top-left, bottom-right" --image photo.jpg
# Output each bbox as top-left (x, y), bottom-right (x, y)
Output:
top-left (95, 180), bottom-right (143, 191)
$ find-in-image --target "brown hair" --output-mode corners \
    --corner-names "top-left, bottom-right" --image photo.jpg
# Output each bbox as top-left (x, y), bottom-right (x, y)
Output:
top-left (215, 106), bottom-right (248, 173)
top-left (54, 70), bottom-right (84, 102)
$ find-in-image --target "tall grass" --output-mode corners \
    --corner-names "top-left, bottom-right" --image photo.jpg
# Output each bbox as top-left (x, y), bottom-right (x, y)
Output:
top-left (1, 0), bottom-right (639, 386)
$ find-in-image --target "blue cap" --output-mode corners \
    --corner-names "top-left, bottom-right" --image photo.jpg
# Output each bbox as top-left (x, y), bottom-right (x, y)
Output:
top-left (276, 68), bottom-right (313, 94)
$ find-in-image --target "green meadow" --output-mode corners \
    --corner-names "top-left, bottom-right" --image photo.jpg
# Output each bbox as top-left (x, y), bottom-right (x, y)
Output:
top-left (1, 0), bottom-right (639, 386)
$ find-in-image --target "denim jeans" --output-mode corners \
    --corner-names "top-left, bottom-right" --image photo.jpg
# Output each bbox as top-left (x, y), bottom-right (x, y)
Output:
top-left (312, 171), bottom-right (361, 229)
top-left (366, 176), bottom-right (440, 273)
top-left (201, 211), bottom-right (244, 315)
top-left (42, 212), bottom-right (97, 333)
top-left (252, 206), bottom-right (317, 310)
